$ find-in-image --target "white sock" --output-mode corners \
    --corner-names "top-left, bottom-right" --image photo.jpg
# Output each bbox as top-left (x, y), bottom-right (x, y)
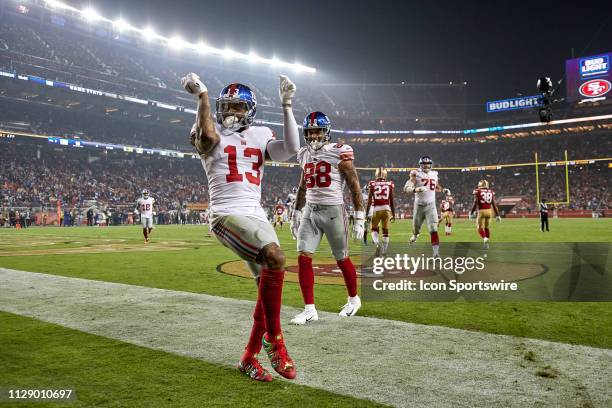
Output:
top-left (305, 304), bottom-right (316, 312)
top-left (371, 231), bottom-right (379, 245)
top-left (382, 236), bottom-right (389, 252)
top-left (432, 245), bottom-right (440, 256)
top-left (349, 295), bottom-right (360, 304)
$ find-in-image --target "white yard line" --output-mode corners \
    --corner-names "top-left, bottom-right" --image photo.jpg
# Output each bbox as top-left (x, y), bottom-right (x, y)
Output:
top-left (0, 268), bottom-right (610, 408)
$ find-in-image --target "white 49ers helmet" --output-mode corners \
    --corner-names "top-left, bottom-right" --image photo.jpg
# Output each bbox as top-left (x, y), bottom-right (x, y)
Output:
top-left (477, 180), bottom-right (489, 189)
top-left (375, 167), bottom-right (387, 180)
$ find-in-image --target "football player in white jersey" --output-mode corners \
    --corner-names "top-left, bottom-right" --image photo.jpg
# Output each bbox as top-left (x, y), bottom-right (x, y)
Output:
top-left (403, 156), bottom-right (451, 257)
top-left (286, 187), bottom-right (297, 214)
top-left (135, 189), bottom-right (155, 243)
top-left (289, 112), bottom-right (365, 325)
top-left (181, 72), bottom-right (299, 382)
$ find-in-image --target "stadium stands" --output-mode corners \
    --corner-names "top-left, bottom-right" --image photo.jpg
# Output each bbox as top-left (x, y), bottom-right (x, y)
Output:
top-left (0, 2), bottom-right (610, 225)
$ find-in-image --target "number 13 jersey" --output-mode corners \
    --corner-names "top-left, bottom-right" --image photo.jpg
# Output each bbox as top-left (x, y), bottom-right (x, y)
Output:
top-left (297, 143), bottom-right (354, 205)
top-left (200, 124), bottom-right (274, 219)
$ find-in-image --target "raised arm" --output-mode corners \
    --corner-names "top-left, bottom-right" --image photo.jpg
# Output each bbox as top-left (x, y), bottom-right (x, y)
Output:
top-left (266, 75), bottom-right (300, 162)
top-left (404, 171), bottom-right (426, 194)
top-left (181, 73), bottom-right (220, 155)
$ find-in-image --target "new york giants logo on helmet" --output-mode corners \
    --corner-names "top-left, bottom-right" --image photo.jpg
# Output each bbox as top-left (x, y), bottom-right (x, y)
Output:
top-left (303, 111), bottom-right (331, 151)
top-left (216, 83), bottom-right (257, 131)
top-left (419, 156), bottom-right (433, 171)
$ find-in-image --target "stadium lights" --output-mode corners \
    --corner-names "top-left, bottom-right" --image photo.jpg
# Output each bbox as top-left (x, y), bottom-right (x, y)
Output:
top-left (223, 48), bottom-right (241, 59)
top-left (248, 52), bottom-right (261, 63)
top-left (81, 7), bottom-right (101, 22)
top-left (141, 27), bottom-right (158, 41)
top-left (537, 77), bottom-right (553, 94)
top-left (197, 41), bottom-right (211, 54)
top-left (45, 0), bottom-right (64, 8)
top-left (167, 36), bottom-right (187, 50)
top-left (40, 1), bottom-right (317, 73)
top-left (113, 19), bottom-right (131, 32)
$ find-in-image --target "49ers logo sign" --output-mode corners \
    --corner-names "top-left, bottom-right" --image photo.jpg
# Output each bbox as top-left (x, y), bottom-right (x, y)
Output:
top-left (579, 79), bottom-right (611, 98)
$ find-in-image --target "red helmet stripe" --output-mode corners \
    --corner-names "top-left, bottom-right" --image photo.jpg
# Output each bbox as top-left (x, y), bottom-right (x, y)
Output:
top-left (309, 112), bottom-right (316, 126)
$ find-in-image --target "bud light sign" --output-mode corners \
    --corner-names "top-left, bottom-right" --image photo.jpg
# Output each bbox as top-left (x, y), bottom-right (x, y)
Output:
top-left (580, 55), bottom-right (609, 78)
top-left (566, 52), bottom-right (612, 102)
top-left (486, 95), bottom-right (544, 113)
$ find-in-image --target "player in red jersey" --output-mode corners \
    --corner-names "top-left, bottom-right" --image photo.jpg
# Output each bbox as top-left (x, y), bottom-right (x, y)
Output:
top-left (182, 72), bottom-right (299, 382)
top-left (470, 180), bottom-right (501, 248)
top-left (273, 201), bottom-right (285, 229)
top-left (439, 196), bottom-right (454, 235)
top-left (366, 167), bottom-right (395, 257)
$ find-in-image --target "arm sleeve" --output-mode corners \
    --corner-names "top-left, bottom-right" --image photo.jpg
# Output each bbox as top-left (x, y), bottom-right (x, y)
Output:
top-left (403, 180), bottom-right (415, 193)
top-left (266, 106), bottom-right (300, 162)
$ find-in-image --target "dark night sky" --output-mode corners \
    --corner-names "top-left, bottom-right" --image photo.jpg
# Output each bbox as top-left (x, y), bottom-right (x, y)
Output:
top-left (82, 0), bottom-right (611, 103)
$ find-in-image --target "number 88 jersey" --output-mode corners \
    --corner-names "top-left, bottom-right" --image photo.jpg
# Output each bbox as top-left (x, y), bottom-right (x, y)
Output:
top-left (297, 143), bottom-right (354, 205)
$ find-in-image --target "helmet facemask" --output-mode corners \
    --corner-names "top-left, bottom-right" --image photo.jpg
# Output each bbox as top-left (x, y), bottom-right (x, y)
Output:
top-left (419, 156), bottom-right (433, 173)
top-left (420, 163), bottom-right (432, 172)
top-left (304, 127), bottom-right (330, 151)
top-left (216, 99), bottom-right (254, 131)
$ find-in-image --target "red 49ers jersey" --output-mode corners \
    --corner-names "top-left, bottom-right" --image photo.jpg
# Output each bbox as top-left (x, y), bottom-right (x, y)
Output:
top-left (441, 200), bottom-right (453, 212)
top-left (473, 188), bottom-right (495, 210)
top-left (368, 179), bottom-right (394, 211)
top-left (297, 143), bottom-right (354, 205)
top-left (200, 124), bottom-right (274, 221)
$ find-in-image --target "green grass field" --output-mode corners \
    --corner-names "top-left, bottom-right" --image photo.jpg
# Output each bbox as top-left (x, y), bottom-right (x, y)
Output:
top-left (1, 218), bottom-right (610, 407)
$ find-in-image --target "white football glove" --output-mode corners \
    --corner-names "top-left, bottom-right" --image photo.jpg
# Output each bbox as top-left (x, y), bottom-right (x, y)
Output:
top-left (443, 188), bottom-right (451, 196)
top-left (353, 211), bottom-right (365, 241)
top-left (279, 75), bottom-right (296, 105)
top-left (181, 73), bottom-right (207, 96)
top-left (414, 186), bottom-right (427, 193)
top-left (290, 209), bottom-right (301, 240)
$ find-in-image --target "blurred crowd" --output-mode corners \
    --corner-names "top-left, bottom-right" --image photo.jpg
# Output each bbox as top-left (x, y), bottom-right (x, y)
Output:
top-left (0, 8), bottom-right (610, 226)
top-left (0, 15), bottom-right (475, 130)
top-left (1, 136), bottom-right (609, 227)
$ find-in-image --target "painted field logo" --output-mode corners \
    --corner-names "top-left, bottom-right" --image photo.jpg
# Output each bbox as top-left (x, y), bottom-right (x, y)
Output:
top-left (218, 261), bottom-right (353, 285)
top-left (579, 79), bottom-right (611, 98)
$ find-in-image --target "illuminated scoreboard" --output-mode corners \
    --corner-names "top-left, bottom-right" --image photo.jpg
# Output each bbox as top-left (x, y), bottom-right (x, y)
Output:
top-left (566, 52), bottom-right (611, 102)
